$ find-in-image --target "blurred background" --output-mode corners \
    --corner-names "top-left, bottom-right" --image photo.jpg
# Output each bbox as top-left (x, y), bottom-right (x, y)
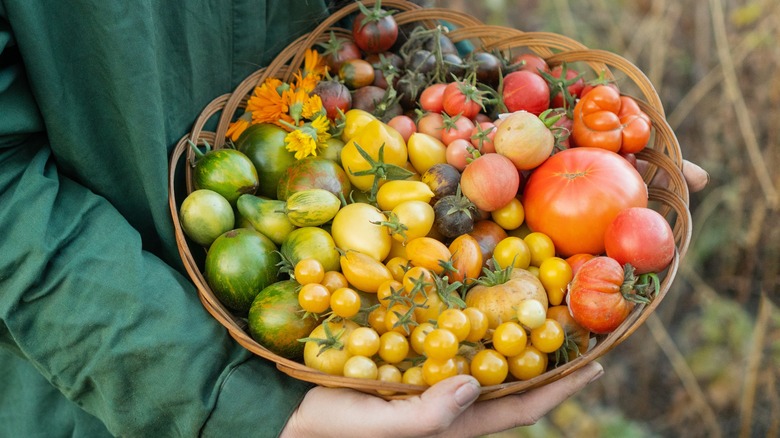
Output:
top-left (424, 0), bottom-right (780, 436)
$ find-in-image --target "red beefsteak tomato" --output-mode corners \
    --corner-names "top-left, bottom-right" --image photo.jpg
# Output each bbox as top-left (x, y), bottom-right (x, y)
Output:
top-left (522, 147), bottom-right (648, 257)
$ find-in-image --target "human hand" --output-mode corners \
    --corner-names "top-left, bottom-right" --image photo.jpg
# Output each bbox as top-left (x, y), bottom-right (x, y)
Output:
top-left (640, 158), bottom-right (710, 193)
top-left (280, 361), bottom-right (604, 438)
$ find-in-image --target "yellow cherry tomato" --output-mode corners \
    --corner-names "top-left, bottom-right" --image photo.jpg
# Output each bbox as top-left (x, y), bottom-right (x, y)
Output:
top-left (538, 256), bottom-right (573, 306)
top-left (490, 197), bottom-right (525, 231)
top-left (492, 236), bottom-right (531, 270)
top-left (523, 232), bottom-right (556, 267)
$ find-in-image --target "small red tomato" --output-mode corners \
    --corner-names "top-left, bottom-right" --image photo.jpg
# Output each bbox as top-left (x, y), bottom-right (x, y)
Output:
top-left (417, 112), bottom-right (444, 140)
top-left (548, 64), bottom-right (584, 109)
top-left (441, 114), bottom-right (475, 146)
top-left (445, 138), bottom-right (477, 171)
top-left (604, 207), bottom-right (675, 274)
top-left (470, 121), bottom-right (496, 153)
top-left (442, 81), bottom-right (483, 119)
top-left (388, 115), bottom-right (417, 143)
top-left (419, 83), bottom-right (447, 113)
top-left (567, 256), bottom-right (634, 334)
top-left (511, 52), bottom-right (550, 75)
top-left (502, 70), bottom-right (550, 115)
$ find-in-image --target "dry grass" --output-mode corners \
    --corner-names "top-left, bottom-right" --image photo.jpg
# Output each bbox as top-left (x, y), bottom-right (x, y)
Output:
top-left (429, 0), bottom-right (780, 436)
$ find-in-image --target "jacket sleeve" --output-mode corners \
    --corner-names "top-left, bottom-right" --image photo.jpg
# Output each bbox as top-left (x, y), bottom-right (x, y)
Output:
top-left (0, 7), bottom-right (312, 438)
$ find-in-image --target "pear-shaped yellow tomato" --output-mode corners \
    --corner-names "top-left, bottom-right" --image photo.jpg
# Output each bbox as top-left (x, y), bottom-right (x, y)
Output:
top-left (376, 180), bottom-right (435, 211)
top-left (407, 132), bottom-right (447, 175)
top-left (331, 202), bottom-right (393, 261)
top-left (340, 250), bottom-right (394, 293)
top-left (340, 120), bottom-right (408, 192)
top-left (340, 109), bottom-right (377, 142)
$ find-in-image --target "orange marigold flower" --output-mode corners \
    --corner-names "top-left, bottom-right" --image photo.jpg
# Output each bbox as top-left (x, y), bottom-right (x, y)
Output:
top-left (302, 49), bottom-right (327, 80)
top-left (226, 113), bottom-right (252, 142)
top-left (247, 78), bottom-right (289, 125)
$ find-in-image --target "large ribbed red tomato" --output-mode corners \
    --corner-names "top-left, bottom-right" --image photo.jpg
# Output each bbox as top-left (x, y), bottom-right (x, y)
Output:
top-left (522, 147), bottom-right (648, 257)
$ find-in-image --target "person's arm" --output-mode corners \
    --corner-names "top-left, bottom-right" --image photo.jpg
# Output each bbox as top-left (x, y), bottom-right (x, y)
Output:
top-left (0, 16), bottom-right (311, 437)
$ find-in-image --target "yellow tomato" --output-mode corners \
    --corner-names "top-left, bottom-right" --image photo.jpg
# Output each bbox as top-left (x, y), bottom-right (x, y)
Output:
top-left (387, 200), bottom-right (435, 243)
top-left (340, 109), bottom-right (377, 142)
top-left (491, 198), bottom-right (525, 231)
top-left (331, 202), bottom-right (392, 261)
top-left (376, 180), bottom-right (436, 211)
top-left (407, 132), bottom-right (447, 175)
top-left (492, 236), bottom-right (531, 270)
top-left (524, 232), bottom-right (556, 267)
top-left (340, 250), bottom-right (394, 293)
top-left (340, 120), bottom-right (408, 192)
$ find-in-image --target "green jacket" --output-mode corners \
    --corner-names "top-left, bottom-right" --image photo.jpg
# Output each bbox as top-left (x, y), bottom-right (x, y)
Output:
top-left (0, 1), bottom-right (333, 436)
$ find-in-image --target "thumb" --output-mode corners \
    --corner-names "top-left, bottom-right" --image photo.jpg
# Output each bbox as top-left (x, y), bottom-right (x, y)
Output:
top-left (393, 374), bottom-right (481, 436)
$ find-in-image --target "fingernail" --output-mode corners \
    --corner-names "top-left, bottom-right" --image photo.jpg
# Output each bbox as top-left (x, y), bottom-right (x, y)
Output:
top-left (589, 366), bottom-right (605, 383)
top-left (454, 380), bottom-right (480, 407)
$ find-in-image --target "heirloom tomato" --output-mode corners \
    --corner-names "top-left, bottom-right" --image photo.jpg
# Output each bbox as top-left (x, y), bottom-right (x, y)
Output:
top-left (464, 266), bottom-right (548, 329)
top-left (281, 226), bottom-right (340, 273)
top-left (447, 234), bottom-right (483, 285)
top-left (570, 85), bottom-right (651, 154)
top-left (546, 305), bottom-right (590, 362)
top-left (405, 237), bottom-right (452, 275)
top-left (339, 58), bottom-right (375, 90)
top-left (192, 147), bottom-right (258, 205)
top-left (460, 153), bottom-right (520, 212)
top-left (470, 121), bottom-right (497, 153)
top-left (179, 189), bottom-right (234, 247)
top-left (331, 203), bottom-right (392, 261)
top-left (468, 219), bottom-right (508, 264)
top-left (234, 123), bottom-right (294, 199)
top-left (490, 197), bottom-right (524, 231)
top-left (511, 52), bottom-right (550, 75)
top-left (567, 256), bottom-right (638, 334)
top-left (442, 81), bottom-right (483, 119)
top-left (340, 250), bottom-right (394, 293)
top-left (318, 32), bottom-right (362, 73)
top-left (522, 147), bottom-right (648, 257)
top-left (493, 110), bottom-right (555, 171)
top-left (440, 114), bottom-right (475, 146)
top-left (419, 83), bottom-right (447, 113)
top-left (387, 114), bottom-right (416, 142)
top-left (352, 1), bottom-right (398, 54)
top-left (248, 280), bottom-right (317, 360)
top-left (421, 163), bottom-right (461, 200)
top-left (548, 64), bottom-right (584, 109)
top-left (303, 319), bottom-right (359, 375)
top-left (492, 236), bottom-right (531, 270)
top-left (444, 138), bottom-right (476, 171)
top-left (385, 200), bottom-right (435, 243)
top-left (507, 345), bottom-right (547, 380)
top-left (502, 70), bottom-right (550, 115)
top-left (407, 132), bottom-right (447, 175)
top-left (205, 228), bottom-right (280, 313)
top-left (276, 156), bottom-right (351, 201)
top-left (376, 180), bottom-right (435, 211)
top-left (340, 109), bottom-right (377, 142)
top-left (604, 207), bottom-right (676, 274)
top-left (416, 112), bottom-right (444, 140)
top-left (470, 349), bottom-right (509, 386)
top-left (340, 119), bottom-right (408, 192)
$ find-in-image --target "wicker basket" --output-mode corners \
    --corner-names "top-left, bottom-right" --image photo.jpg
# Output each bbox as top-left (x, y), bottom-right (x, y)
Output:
top-left (167, 0), bottom-right (692, 400)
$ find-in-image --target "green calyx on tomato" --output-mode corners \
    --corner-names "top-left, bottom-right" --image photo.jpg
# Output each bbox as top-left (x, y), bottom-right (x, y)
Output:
top-left (347, 141), bottom-right (413, 202)
top-left (433, 185), bottom-right (478, 238)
